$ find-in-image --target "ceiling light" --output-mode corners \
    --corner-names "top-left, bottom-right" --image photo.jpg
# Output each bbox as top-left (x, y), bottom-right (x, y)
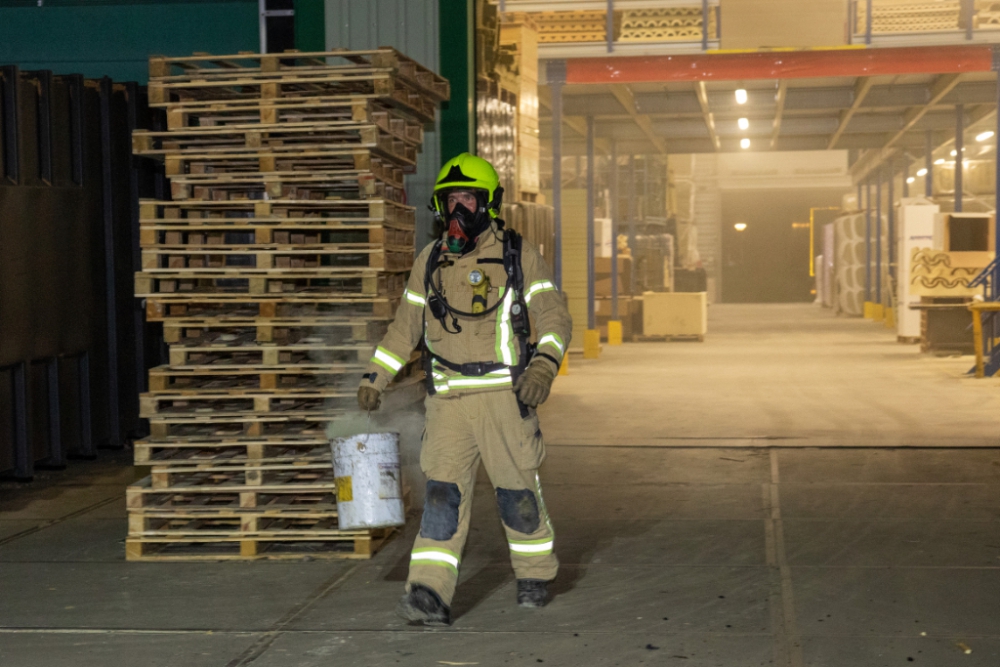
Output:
top-left (738, 117), bottom-right (749, 130)
top-left (917, 168), bottom-right (928, 176)
top-left (734, 222), bottom-right (747, 231)
top-left (906, 177), bottom-right (915, 184)
top-left (934, 158), bottom-right (945, 165)
top-left (735, 89), bottom-right (748, 105)
top-left (976, 131), bottom-right (995, 142)
top-left (740, 138), bottom-right (751, 149)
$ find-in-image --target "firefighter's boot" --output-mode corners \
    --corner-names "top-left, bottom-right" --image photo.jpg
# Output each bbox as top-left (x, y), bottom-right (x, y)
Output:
top-left (396, 583), bottom-right (452, 626)
top-left (517, 579), bottom-right (549, 608)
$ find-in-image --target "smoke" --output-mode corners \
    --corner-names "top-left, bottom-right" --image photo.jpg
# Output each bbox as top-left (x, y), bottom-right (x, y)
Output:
top-left (326, 381), bottom-right (428, 507)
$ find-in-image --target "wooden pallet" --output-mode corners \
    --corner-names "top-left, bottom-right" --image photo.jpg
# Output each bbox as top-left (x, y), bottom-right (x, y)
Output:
top-left (146, 463), bottom-right (334, 489)
top-left (619, 6), bottom-right (717, 42)
top-left (148, 364), bottom-right (365, 391)
top-left (139, 387), bottom-right (353, 417)
top-left (134, 269), bottom-right (403, 298)
top-left (141, 243), bottom-right (413, 272)
top-left (145, 294), bottom-right (401, 321)
top-left (134, 434), bottom-right (332, 465)
top-left (168, 166), bottom-right (403, 201)
top-left (160, 316), bottom-right (387, 344)
top-left (157, 96), bottom-right (425, 146)
top-left (140, 198), bottom-right (416, 229)
top-left (143, 224), bottom-right (414, 252)
top-left (635, 334), bottom-right (705, 342)
top-left (125, 528), bottom-right (394, 561)
top-left (163, 339), bottom-right (370, 366)
top-left (130, 509), bottom-right (339, 533)
top-left (534, 10), bottom-right (612, 43)
top-left (148, 416), bottom-right (336, 439)
top-left (148, 48), bottom-right (447, 100)
top-left (149, 71), bottom-right (439, 126)
top-left (134, 123), bottom-right (417, 167)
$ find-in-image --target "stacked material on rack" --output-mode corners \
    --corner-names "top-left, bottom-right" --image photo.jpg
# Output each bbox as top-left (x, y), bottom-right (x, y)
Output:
top-left (126, 48), bottom-right (447, 561)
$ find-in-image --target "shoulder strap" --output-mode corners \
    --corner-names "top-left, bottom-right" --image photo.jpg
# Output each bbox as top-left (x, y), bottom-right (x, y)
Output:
top-left (501, 227), bottom-right (524, 293)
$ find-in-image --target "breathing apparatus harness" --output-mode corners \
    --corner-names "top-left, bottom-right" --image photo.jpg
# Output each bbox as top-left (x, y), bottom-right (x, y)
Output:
top-left (421, 221), bottom-right (536, 399)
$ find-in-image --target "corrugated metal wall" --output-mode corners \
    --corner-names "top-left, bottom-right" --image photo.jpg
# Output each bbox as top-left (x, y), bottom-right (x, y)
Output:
top-left (325, 0), bottom-right (441, 248)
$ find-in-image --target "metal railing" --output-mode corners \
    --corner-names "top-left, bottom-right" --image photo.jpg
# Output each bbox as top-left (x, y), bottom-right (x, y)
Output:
top-left (969, 257), bottom-right (1000, 376)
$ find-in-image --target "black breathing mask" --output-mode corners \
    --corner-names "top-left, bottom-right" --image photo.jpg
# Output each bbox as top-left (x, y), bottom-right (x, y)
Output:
top-left (444, 193), bottom-right (492, 254)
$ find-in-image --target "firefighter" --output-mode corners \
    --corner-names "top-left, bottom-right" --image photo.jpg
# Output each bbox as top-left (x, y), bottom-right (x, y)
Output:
top-left (357, 153), bottom-right (572, 626)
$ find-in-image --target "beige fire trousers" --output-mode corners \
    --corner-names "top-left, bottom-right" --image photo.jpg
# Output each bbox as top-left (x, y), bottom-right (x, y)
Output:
top-left (406, 389), bottom-right (558, 606)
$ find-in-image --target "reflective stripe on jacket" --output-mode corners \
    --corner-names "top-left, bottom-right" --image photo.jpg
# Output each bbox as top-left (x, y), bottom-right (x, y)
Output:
top-left (360, 224), bottom-right (573, 394)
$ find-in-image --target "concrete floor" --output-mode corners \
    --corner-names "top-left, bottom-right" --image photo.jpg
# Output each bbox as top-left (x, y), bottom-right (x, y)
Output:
top-left (2, 303), bottom-right (999, 666)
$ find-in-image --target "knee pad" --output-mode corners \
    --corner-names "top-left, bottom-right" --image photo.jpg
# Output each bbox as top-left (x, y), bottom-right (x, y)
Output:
top-left (420, 480), bottom-right (461, 541)
top-left (496, 488), bottom-right (540, 534)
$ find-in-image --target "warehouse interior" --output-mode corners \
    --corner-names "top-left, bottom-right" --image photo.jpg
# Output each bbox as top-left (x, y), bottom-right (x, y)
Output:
top-left (2, 1), bottom-right (1000, 665)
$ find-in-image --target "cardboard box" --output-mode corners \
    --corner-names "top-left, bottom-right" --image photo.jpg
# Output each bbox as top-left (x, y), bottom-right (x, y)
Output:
top-left (594, 256), bottom-right (632, 297)
top-left (641, 291), bottom-right (707, 337)
top-left (721, 0), bottom-right (847, 50)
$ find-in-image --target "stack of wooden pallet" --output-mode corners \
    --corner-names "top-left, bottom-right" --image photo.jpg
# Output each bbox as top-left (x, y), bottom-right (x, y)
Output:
top-left (126, 48), bottom-right (447, 561)
top-left (858, 1), bottom-right (960, 33)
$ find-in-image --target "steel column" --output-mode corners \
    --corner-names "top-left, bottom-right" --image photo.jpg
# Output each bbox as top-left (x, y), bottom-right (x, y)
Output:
top-left (586, 117), bottom-right (596, 330)
top-left (902, 153), bottom-right (910, 198)
top-left (865, 180), bottom-right (872, 302)
top-left (955, 104), bottom-right (964, 212)
top-left (876, 168), bottom-right (882, 305)
top-left (996, 57), bottom-right (1000, 257)
top-left (888, 160), bottom-right (895, 279)
top-left (925, 130), bottom-right (934, 198)
top-left (549, 61), bottom-right (566, 288)
top-left (701, 0), bottom-right (709, 51)
top-left (606, 0), bottom-right (614, 53)
top-left (628, 156), bottom-right (637, 295)
top-left (611, 140), bottom-right (619, 320)
top-left (865, 0), bottom-right (873, 45)
top-left (964, 0), bottom-right (974, 40)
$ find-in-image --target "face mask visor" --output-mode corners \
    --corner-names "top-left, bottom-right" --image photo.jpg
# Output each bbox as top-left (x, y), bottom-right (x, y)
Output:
top-left (441, 189), bottom-right (490, 253)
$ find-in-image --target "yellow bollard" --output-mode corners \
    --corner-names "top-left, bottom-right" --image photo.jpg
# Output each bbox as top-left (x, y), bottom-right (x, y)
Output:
top-left (884, 306), bottom-right (896, 329)
top-left (583, 329), bottom-right (601, 359)
top-left (871, 303), bottom-right (884, 322)
top-left (607, 320), bottom-right (623, 346)
top-left (863, 301), bottom-right (875, 319)
top-left (559, 352), bottom-right (569, 376)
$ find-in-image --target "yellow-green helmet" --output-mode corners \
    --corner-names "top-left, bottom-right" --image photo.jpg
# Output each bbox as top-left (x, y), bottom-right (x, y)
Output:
top-left (431, 153), bottom-right (503, 219)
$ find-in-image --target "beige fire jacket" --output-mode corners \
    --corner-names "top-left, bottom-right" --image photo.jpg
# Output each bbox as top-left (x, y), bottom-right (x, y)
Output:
top-left (360, 223), bottom-right (572, 396)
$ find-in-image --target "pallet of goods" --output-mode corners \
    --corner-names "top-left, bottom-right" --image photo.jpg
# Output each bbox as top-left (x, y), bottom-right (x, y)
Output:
top-left (126, 48), bottom-right (447, 561)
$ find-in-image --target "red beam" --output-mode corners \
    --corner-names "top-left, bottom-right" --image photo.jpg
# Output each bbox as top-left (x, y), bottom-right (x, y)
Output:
top-left (566, 46), bottom-right (994, 84)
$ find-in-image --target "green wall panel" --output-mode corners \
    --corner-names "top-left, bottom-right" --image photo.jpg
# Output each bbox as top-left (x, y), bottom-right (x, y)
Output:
top-left (0, 1), bottom-right (258, 82)
top-left (295, 0), bottom-right (326, 52)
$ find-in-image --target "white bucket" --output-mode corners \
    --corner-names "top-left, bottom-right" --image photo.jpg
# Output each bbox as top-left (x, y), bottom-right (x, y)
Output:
top-left (331, 432), bottom-right (405, 530)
